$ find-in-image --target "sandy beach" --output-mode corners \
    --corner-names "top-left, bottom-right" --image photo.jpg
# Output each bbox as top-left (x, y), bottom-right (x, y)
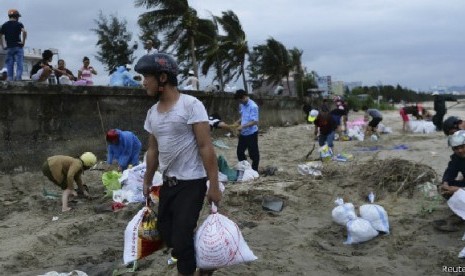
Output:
top-left (1, 102), bottom-right (465, 276)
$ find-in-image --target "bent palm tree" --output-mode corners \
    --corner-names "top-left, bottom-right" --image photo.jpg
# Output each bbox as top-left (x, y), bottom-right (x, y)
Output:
top-left (216, 11), bottom-right (249, 92)
top-left (135, 0), bottom-right (200, 77)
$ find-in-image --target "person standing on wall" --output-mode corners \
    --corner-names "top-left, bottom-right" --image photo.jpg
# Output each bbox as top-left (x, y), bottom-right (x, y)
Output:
top-left (234, 89), bottom-right (260, 172)
top-left (135, 53), bottom-right (222, 276)
top-left (0, 9), bottom-right (27, 81)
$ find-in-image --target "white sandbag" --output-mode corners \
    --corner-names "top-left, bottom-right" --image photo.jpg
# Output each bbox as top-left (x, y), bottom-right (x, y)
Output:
top-left (409, 120), bottom-right (436, 134)
top-left (39, 271), bottom-right (87, 276)
top-left (359, 192), bottom-right (390, 233)
top-left (331, 198), bottom-right (357, 226)
top-left (447, 189), bottom-right (465, 220)
top-left (344, 215), bottom-right (379, 245)
top-left (195, 204), bottom-right (257, 269)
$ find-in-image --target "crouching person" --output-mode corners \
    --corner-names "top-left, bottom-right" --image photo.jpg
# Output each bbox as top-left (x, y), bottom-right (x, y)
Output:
top-left (440, 130), bottom-right (465, 198)
top-left (42, 152), bottom-right (97, 212)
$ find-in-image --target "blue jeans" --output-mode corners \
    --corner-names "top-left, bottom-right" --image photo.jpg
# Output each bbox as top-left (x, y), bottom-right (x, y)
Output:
top-left (318, 131), bottom-right (335, 148)
top-left (6, 47), bottom-right (24, 81)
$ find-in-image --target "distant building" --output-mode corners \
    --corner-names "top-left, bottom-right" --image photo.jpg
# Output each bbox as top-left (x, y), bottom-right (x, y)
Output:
top-left (331, 81), bottom-right (344, 96)
top-left (0, 47), bottom-right (48, 80)
top-left (317, 76), bottom-right (331, 97)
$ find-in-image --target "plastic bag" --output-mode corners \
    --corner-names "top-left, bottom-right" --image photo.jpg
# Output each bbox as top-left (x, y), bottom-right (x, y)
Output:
top-left (448, 189), bottom-right (465, 220)
top-left (123, 201), bottom-right (164, 264)
top-left (331, 198), bottom-right (356, 226)
top-left (319, 144), bottom-right (333, 162)
top-left (359, 192), bottom-right (390, 234)
top-left (138, 200), bottom-right (159, 241)
top-left (218, 155), bottom-right (238, 181)
top-left (102, 171), bottom-right (122, 197)
top-left (344, 214), bottom-right (379, 245)
top-left (195, 204), bottom-right (257, 269)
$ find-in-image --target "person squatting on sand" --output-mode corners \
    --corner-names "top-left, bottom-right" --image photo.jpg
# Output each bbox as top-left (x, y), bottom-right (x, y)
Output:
top-left (234, 89), bottom-right (260, 172)
top-left (440, 130), bottom-right (465, 199)
top-left (106, 129), bottom-right (142, 171)
top-left (42, 152), bottom-right (97, 212)
top-left (362, 106), bottom-right (383, 137)
top-left (135, 53), bottom-right (222, 276)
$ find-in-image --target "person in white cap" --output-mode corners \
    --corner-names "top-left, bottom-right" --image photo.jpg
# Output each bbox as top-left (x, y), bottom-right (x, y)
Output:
top-left (0, 9), bottom-right (27, 81)
top-left (185, 69), bottom-right (199, 90)
top-left (42, 152), bottom-right (97, 212)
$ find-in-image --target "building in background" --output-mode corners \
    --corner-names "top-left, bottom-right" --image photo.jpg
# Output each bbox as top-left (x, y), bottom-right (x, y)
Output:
top-left (331, 81), bottom-right (344, 96)
top-left (317, 76), bottom-right (331, 97)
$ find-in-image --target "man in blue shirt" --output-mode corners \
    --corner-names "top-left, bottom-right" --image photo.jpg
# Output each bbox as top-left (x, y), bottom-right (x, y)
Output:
top-left (106, 129), bottom-right (142, 171)
top-left (0, 9), bottom-right (27, 81)
top-left (234, 89), bottom-right (260, 171)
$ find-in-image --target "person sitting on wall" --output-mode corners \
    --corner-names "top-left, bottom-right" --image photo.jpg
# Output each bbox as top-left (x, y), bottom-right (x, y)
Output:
top-left (54, 59), bottom-right (76, 85)
top-left (30, 49), bottom-right (56, 83)
top-left (109, 65), bottom-right (140, 87)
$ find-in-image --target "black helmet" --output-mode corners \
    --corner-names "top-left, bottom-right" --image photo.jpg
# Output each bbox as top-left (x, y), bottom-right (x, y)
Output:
top-left (443, 116), bottom-right (462, 136)
top-left (134, 53), bottom-right (178, 76)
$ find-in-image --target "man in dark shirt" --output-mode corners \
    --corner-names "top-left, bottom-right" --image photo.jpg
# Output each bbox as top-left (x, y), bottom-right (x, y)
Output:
top-left (0, 9), bottom-right (27, 81)
top-left (433, 92), bottom-right (457, 131)
top-left (313, 105), bottom-right (337, 149)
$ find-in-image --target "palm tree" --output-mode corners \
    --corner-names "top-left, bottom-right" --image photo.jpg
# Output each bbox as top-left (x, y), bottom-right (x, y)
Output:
top-left (135, 0), bottom-right (201, 77)
top-left (195, 14), bottom-right (226, 91)
top-left (289, 47), bottom-right (304, 98)
top-left (262, 37), bottom-right (292, 93)
top-left (215, 11), bottom-right (249, 92)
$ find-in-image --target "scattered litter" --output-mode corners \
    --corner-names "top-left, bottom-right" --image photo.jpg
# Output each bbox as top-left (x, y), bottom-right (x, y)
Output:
top-left (52, 216), bottom-right (59, 221)
top-left (167, 256), bottom-right (178, 265)
top-left (297, 162), bottom-right (322, 177)
top-left (213, 139), bottom-right (230, 149)
top-left (262, 196), bottom-right (284, 212)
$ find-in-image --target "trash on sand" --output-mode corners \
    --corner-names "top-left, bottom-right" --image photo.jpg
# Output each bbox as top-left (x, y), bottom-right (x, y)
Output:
top-left (262, 196), bottom-right (284, 212)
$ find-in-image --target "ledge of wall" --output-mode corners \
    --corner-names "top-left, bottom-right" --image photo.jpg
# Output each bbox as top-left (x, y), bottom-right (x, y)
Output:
top-left (0, 82), bottom-right (305, 172)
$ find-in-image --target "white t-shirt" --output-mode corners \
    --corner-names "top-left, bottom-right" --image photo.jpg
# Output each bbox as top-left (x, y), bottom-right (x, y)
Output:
top-left (144, 94), bottom-right (208, 180)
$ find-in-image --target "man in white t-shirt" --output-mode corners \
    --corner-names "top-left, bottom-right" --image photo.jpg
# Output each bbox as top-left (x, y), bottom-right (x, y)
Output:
top-left (135, 53), bottom-right (221, 276)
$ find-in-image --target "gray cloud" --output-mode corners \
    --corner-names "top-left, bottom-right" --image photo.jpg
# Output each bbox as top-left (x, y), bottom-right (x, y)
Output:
top-left (2, 0), bottom-right (464, 90)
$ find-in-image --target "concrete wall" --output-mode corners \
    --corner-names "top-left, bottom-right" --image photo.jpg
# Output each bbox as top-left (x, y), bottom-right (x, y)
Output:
top-left (0, 82), bottom-right (305, 172)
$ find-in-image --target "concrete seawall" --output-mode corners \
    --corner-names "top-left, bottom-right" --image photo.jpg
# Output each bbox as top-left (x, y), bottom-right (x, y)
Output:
top-left (0, 82), bottom-right (305, 172)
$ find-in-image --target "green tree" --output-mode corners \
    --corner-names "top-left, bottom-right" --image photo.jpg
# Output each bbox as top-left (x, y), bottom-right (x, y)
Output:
top-left (91, 11), bottom-right (137, 73)
top-left (135, 0), bottom-right (201, 78)
top-left (215, 11), bottom-right (249, 92)
top-left (258, 38), bottom-right (292, 93)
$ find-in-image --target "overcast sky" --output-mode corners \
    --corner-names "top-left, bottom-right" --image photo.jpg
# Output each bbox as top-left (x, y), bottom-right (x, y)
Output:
top-left (3, 0), bottom-right (464, 91)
